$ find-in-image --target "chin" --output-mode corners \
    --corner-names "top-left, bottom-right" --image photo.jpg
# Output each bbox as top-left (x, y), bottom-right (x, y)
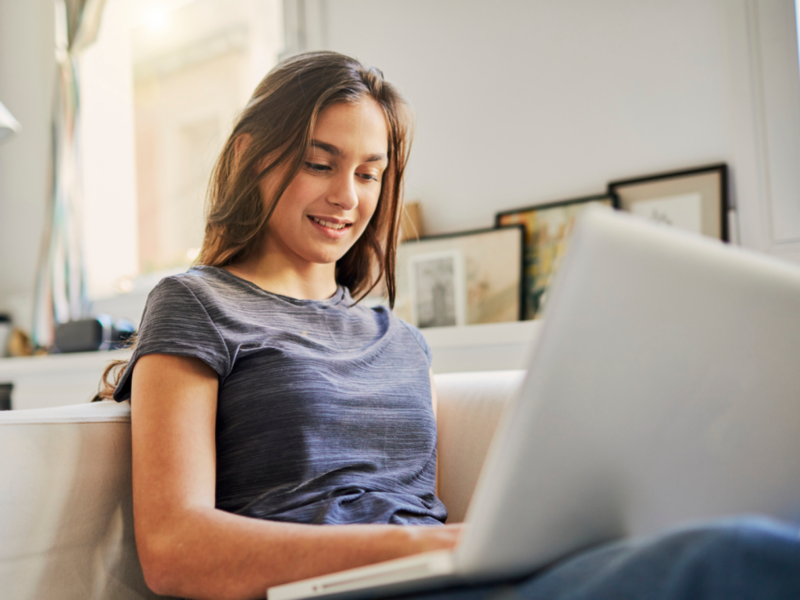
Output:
top-left (305, 248), bottom-right (350, 266)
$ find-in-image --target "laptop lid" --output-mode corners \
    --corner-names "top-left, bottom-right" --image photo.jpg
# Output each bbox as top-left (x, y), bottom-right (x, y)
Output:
top-left (456, 206), bottom-right (800, 580)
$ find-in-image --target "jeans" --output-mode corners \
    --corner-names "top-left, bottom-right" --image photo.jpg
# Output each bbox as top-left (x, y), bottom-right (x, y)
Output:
top-left (398, 516), bottom-right (800, 600)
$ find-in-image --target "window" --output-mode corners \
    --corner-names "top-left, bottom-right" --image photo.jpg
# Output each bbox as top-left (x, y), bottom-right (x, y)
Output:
top-left (797, 0), bottom-right (800, 79)
top-left (79, 0), bottom-right (282, 299)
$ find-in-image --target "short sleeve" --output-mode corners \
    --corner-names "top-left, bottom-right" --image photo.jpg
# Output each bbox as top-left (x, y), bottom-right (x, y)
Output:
top-left (400, 320), bottom-right (433, 368)
top-left (113, 277), bottom-right (231, 402)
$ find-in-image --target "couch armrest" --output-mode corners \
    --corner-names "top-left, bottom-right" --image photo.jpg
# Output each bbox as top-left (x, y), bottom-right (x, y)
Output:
top-left (434, 370), bottom-right (525, 523)
top-left (0, 401), bottom-right (164, 599)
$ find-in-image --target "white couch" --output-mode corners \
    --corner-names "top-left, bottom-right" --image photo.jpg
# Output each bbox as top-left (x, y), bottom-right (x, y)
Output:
top-left (0, 370), bottom-right (524, 600)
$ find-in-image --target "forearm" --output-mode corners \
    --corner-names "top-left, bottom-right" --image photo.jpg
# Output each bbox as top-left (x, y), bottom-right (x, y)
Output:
top-left (138, 505), bottom-right (455, 600)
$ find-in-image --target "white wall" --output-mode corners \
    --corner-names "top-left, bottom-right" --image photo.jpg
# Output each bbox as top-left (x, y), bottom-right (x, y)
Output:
top-left (323, 0), bottom-right (732, 237)
top-left (1, 0), bottom-right (797, 333)
top-left (0, 0), bottom-right (55, 328)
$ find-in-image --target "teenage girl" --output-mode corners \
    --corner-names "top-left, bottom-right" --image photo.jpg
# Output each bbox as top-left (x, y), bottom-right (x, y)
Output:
top-left (100, 51), bottom-right (460, 600)
top-left (100, 51), bottom-right (800, 600)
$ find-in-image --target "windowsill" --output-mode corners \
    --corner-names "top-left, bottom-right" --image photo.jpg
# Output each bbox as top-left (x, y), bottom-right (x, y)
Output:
top-left (0, 348), bottom-right (133, 376)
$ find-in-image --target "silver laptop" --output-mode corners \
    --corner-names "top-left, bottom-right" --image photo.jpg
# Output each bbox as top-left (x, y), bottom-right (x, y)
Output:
top-left (269, 206), bottom-right (800, 600)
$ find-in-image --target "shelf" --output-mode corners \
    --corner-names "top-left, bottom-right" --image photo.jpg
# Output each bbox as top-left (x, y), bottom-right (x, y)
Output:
top-left (0, 320), bottom-right (541, 410)
top-left (0, 349), bottom-right (132, 377)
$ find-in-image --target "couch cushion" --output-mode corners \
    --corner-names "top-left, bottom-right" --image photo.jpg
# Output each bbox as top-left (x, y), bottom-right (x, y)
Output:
top-left (434, 370), bottom-right (525, 523)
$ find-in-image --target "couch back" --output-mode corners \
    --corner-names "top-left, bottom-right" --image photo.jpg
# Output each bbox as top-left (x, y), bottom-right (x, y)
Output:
top-left (0, 402), bottom-right (156, 599)
top-left (0, 370), bottom-right (523, 599)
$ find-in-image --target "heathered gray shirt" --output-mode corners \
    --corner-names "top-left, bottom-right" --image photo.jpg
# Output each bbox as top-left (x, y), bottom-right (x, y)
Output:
top-left (114, 265), bottom-right (447, 525)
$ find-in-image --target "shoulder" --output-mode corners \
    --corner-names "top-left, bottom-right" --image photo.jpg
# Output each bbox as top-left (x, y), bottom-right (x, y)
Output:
top-left (372, 304), bottom-right (431, 368)
top-left (153, 266), bottom-right (233, 299)
top-left (145, 266), bottom-right (251, 318)
top-left (114, 269), bottom-right (236, 401)
top-left (336, 293), bottom-right (432, 365)
top-left (138, 268), bottom-right (240, 349)
top-left (397, 319), bottom-right (432, 362)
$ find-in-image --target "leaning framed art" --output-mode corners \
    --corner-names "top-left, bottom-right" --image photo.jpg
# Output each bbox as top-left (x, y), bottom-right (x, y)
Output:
top-left (608, 163), bottom-right (729, 242)
top-left (495, 194), bottom-right (615, 319)
top-left (394, 225), bottom-right (525, 328)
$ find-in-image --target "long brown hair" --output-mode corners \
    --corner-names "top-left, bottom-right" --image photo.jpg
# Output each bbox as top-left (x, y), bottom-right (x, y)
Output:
top-left (201, 50), bottom-right (410, 300)
top-left (94, 51), bottom-right (412, 401)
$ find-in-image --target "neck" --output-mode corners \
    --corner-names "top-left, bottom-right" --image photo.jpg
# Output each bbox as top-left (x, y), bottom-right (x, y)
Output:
top-left (225, 247), bottom-right (339, 301)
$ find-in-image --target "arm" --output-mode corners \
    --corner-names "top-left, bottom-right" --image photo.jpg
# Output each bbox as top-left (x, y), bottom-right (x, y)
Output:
top-left (430, 368), bottom-right (439, 497)
top-left (132, 354), bottom-right (459, 600)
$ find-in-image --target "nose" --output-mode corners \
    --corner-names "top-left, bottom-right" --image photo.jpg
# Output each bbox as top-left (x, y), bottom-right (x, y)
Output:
top-left (328, 173), bottom-right (359, 211)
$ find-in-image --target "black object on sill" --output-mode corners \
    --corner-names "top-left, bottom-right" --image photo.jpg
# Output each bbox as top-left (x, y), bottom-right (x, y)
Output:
top-left (0, 383), bottom-right (12, 411)
top-left (0, 313), bottom-right (11, 358)
top-left (54, 315), bottom-right (136, 353)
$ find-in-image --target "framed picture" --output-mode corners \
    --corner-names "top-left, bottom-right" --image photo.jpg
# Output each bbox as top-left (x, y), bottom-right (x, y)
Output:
top-left (408, 250), bottom-right (466, 328)
top-left (608, 164), bottom-right (728, 241)
top-left (395, 225), bottom-right (524, 328)
top-left (496, 195), bottom-right (615, 319)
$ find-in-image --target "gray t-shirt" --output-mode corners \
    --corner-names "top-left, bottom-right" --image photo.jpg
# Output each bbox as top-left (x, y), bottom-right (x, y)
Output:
top-left (114, 266), bottom-right (447, 525)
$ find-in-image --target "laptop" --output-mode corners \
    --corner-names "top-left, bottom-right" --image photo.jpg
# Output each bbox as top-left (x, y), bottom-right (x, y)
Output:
top-left (269, 206), bottom-right (800, 600)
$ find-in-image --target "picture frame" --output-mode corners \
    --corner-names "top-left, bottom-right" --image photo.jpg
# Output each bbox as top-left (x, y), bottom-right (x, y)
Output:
top-left (495, 195), bottom-right (615, 319)
top-left (608, 163), bottom-right (729, 242)
top-left (395, 225), bottom-right (525, 328)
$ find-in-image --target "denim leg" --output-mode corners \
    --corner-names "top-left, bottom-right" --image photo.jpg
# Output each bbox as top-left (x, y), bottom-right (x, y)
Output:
top-left (513, 516), bottom-right (800, 600)
top-left (397, 516), bottom-right (800, 600)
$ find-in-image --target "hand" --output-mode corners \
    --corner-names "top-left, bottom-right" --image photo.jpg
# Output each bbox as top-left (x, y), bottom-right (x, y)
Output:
top-left (403, 523), bottom-right (464, 555)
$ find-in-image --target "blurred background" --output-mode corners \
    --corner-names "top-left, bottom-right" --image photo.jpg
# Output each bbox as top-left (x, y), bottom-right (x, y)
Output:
top-left (0, 0), bottom-right (799, 335)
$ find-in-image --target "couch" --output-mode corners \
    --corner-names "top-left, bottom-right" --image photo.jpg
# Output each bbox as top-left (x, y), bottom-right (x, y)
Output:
top-left (0, 369), bottom-right (524, 600)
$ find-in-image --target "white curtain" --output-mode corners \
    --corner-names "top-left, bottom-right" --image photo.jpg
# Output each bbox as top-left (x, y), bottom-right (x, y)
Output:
top-left (32, 0), bottom-right (107, 349)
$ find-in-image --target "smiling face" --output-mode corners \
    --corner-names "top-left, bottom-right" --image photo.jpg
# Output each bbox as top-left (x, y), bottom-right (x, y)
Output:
top-left (260, 97), bottom-right (389, 271)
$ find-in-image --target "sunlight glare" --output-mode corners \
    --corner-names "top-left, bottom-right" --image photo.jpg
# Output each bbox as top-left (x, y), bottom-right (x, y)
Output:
top-left (115, 278), bottom-right (134, 294)
top-left (144, 6), bottom-right (169, 31)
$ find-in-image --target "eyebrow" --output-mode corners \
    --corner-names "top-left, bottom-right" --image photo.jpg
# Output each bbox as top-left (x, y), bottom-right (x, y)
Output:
top-left (310, 139), bottom-right (387, 163)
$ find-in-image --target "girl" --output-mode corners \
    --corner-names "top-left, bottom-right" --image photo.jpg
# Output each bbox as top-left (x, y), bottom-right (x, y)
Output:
top-left (102, 51), bottom-right (460, 599)
top-left (101, 51), bottom-right (800, 600)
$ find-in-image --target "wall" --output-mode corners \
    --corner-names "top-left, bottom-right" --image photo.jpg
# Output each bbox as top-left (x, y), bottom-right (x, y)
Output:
top-left (322, 0), bottom-right (732, 237)
top-left (0, 0), bottom-right (797, 332)
top-left (0, 0), bottom-right (55, 328)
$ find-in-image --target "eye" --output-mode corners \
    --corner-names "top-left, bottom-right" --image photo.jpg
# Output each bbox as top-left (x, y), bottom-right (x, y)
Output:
top-left (357, 172), bottom-right (380, 183)
top-left (305, 162), bottom-right (331, 173)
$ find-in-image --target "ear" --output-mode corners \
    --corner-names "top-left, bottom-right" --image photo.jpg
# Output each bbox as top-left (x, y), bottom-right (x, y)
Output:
top-left (233, 133), bottom-right (252, 170)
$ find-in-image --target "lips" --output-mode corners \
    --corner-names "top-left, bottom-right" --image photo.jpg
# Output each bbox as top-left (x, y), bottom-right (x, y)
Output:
top-left (308, 216), bottom-right (352, 231)
top-left (307, 215), bottom-right (354, 239)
